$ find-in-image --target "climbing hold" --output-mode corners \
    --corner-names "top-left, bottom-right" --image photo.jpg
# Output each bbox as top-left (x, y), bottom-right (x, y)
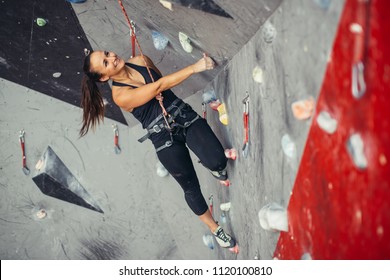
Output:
top-left (220, 179), bottom-right (230, 187)
top-left (224, 148), bottom-right (237, 160)
top-left (346, 133), bottom-right (367, 169)
top-left (32, 146), bottom-right (104, 213)
top-left (36, 209), bottom-right (47, 219)
top-left (202, 89), bottom-right (217, 104)
top-left (262, 21), bottom-right (276, 44)
top-left (159, 0), bottom-right (173, 11)
top-left (217, 103), bottom-right (228, 125)
top-left (379, 154), bottom-right (387, 166)
top-left (258, 202), bottom-right (288, 232)
top-left (220, 202), bottom-right (231, 211)
top-left (209, 99), bottom-right (221, 110)
top-left (313, 0), bottom-right (331, 9)
top-left (252, 66), bottom-right (264, 84)
top-left (352, 62), bottom-right (366, 99)
top-left (151, 30), bottom-right (169, 50)
top-left (291, 97), bottom-right (315, 120)
top-left (156, 162), bottom-right (169, 177)
top-left (350, 23), bottom-right (363, 34)
top-left (229, 244), bottom-right (240, 254)
top-left (66, 0), bottom-right (87, 3)
top-left (35, 159), bottom-right (44, 170)
top-left (52, 72), bottom-right (62, 78)
top-left (281, 134), bottom-right (297, 159)
top-left (178, 32), bottom-right (193, 53)
top-left (202, 234), bottom-right (215, 250)
top-left (220, 212), bottom-right (227, 225)
top-left (316, 111), bottom-right (338, 134)
top-left (209, 100), bottom-right (228, 125)
top-left (36, 18), bottom-right (47, 27)
top-left (301, 253), bottom-right (312, 260)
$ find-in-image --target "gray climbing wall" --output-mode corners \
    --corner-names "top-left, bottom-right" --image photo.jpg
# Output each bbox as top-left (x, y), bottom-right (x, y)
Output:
top-left (0, 0), bottom-right (344, 260)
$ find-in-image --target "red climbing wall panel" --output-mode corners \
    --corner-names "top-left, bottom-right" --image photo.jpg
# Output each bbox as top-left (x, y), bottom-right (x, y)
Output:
top-left (274, 0), bottom-right (390, 259)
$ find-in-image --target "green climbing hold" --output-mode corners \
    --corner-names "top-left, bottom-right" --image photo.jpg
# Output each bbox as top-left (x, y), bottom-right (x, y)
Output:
top-left (36, 18), bottom-right (47, 27)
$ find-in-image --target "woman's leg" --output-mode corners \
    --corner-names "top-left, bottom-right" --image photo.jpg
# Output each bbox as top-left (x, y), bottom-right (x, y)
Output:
top-left (185, 118), bottom-right (228, 176)
top-left (156, 141), bottom-right (219, 232)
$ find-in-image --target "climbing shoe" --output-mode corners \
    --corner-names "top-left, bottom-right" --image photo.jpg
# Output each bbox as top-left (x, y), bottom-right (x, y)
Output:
top-left (213, 226), bottom-right (236, 248)
top-left (209, 168), bottom-right (228, 180)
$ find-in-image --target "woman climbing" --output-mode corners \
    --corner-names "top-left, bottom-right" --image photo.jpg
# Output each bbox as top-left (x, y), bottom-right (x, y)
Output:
top-left (80, 50), bottom-right (236, 250)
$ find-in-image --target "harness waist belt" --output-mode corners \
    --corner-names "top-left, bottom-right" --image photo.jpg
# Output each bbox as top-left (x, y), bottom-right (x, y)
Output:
top-left (138, 99), bottom-right (196, 143)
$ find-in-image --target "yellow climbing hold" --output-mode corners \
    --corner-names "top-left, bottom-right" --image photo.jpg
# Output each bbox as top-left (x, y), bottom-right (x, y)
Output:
top-left (159, 0), bottom-right (173, 11)
top-left (217, 103), bottom-right (228, 125)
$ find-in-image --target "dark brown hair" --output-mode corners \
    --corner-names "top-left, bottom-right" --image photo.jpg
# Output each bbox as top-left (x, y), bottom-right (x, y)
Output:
top-left (80, 52), bottom-right (105, 137)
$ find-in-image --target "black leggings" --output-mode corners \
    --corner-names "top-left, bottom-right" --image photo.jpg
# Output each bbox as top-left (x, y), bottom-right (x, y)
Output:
top-left (156, 118), bottom-right (228, 216)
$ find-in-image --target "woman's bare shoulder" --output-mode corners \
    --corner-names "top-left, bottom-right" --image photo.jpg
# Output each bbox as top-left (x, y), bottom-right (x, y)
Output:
top-left (127, 55), bottom-right (149, 65)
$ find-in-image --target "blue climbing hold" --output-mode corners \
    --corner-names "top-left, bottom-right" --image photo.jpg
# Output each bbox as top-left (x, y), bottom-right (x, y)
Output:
top-left (66, 0), bottom-right (87, 3)
top-left (313, 0), bottom-right (331, 9)
top-left (151, 30), bottom-right (169, 50)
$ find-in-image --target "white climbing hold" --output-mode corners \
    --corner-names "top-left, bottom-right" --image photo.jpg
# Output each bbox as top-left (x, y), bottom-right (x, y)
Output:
top-left (151, 30), bottom-right (169, 50)
top-left (35, 159), bottom-right (44, 170)
top-left (52, 72), bottom-right (61, 78)
top-left (346, 133), bottom-right (367, 169)
top-left (350, 23), bottom-right (363, 34)
top-left (159, 0), bottom-right (173, 11)
top-left (252, 66), bottom-right (264, 84)
top-left (281, 134), bottom-right (297, 159)
top-left (316, 111), bottom-right (338, 134)
top-left (36, 209), bottom-right (47, 219)
top-left (220, 202), bottom-right (231, 212)
top-left (262, 21), bottom-right (277, 44)
top-left (156, 162), bottom-right (169, 177)
top-left (258, 202), bottom-right (288, 232)
top-left (179, 32), bottom-right (193, 53)
top-left (301, 253), bottom-right (312, 260)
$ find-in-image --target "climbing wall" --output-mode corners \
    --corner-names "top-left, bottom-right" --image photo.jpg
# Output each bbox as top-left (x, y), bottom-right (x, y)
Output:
top-left (195, 0), bottom-right (346, 260)
top-left (0, 0), bottom-right (126, 124)
top-left (3, 0), bottom-right (387, 261)
top-left (274, 0), bottom-right (390, 259)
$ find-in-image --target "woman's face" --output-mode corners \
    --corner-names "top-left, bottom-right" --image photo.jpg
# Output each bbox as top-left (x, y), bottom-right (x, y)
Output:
top-left (89, 51), bottom-right (125, 81)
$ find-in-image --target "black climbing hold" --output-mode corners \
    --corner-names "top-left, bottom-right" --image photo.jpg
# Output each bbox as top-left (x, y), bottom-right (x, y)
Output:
top-left (174, 0), bottom-right (233, 19)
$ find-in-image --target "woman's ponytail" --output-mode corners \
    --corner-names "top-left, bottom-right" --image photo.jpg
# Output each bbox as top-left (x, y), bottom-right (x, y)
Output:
top-left (79, 52), bottom-right (105, 137)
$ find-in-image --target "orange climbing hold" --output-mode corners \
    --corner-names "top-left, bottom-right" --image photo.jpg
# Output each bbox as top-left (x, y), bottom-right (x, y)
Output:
top-left (291, 97), bottom-right (315, 120)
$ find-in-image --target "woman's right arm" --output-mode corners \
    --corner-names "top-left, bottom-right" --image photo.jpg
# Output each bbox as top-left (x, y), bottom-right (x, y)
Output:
top-left (114, 54), bottom-right (214, 111)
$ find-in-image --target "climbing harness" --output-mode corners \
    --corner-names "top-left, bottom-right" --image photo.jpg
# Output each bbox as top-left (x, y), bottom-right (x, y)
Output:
top-left (117, 0), bottom-right (171, 129)
top-left (112, 124), bottom-right (121, 154)
top-left (19, 129), bottom-right (30, 175)
top-left (154, 114), bottom-right (200, 153)
top-left (242, 94), bottom-right (250, 158)
top-left (135, 98), bottom-right (200, 152)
